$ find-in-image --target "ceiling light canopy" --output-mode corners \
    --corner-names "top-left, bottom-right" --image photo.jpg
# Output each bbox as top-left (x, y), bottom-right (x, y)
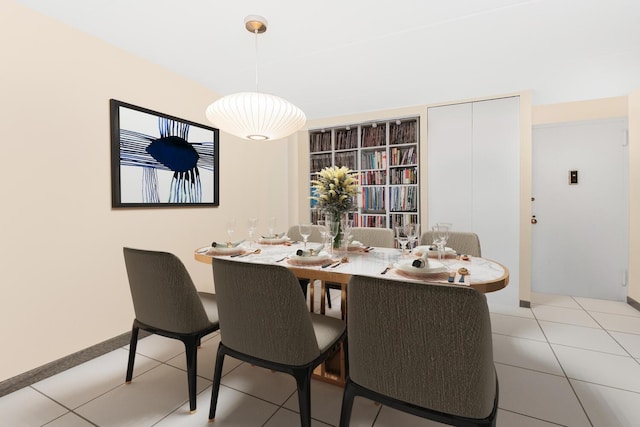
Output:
top-left (205, 15), bottom-right (306, 141)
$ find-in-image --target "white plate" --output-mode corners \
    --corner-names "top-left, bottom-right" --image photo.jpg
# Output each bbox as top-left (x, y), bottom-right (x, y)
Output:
top-left (413, 245), bottom-right (456, 257)
top-left (289, 251), bottom-right (331, 264)
top-left (394, 259), bottom-right (448, 276)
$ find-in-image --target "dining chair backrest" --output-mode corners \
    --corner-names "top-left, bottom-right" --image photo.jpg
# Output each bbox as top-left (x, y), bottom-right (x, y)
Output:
top-left (420, 231), bottom-right (482, 257)
top-left (346, 275), bottom-right (496, 420)
top-left (212, 257), bottom-right (321, 365)
top-left (287, 224), bottom-right (325, 244)
top-left (123, 247), bottom-right (211, 334)
top-left (349, 227), bottom-right (395, 248)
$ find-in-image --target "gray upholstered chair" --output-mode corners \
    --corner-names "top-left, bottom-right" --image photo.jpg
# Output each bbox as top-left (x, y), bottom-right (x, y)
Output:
top-left (420, 230), bottom-right (482, 257)
top-left (209, 258), bottom-right (346, 427)
top-left (340, 275), bottom-right (498, 427)
top-left (349, 226), bottom-right (395, 248)
top-left (122, 247), bottom-right (219, 413)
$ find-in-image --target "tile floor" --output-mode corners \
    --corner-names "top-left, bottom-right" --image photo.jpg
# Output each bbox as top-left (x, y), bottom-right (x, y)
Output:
top-left (2, 291), bottom-right (640, 427)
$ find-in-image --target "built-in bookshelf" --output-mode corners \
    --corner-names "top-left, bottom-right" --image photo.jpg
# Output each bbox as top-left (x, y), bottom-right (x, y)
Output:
top-left (308, 118), bottom-right (420, 229)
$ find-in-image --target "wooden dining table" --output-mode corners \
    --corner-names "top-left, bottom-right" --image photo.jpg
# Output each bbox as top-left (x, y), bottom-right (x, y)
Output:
top-left (194, 240), bottom-right (509, 385)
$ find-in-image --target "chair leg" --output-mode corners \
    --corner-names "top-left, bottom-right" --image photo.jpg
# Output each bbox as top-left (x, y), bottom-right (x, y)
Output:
top-left (125, 325), bottom-right (139, 383)
top-left (184, 337), bottom-right (199, 413)
top-left (209, 344), bottom-right (227, 421)
top-left (292, 369), bottom-right (313, 427)
top-left (339, 379), bottom-right (356, 427)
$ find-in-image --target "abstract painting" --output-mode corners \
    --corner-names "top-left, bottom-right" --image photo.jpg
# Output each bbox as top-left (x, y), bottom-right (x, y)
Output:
top-left (110, 99), bottom-right (219, 208)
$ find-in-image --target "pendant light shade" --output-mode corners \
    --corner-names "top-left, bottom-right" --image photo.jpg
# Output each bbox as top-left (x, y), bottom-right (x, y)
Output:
top-left (206, 91), bottom-right (306, 141)
top-left (205, 15), bottom-right (306, 141)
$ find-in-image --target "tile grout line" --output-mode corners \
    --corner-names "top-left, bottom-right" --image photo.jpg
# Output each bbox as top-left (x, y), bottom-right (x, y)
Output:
top-left (30, 385), bottom-right (100, 427)
top-left (571, 298), bottom-right (640, 365)
top-left (497, 408), bottom-right (568, 427)
top-left (529, 297), bottom-right (595, 427)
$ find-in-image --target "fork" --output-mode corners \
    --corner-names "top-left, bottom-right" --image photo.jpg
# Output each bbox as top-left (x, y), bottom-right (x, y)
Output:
top-left (380, 263), bottom-right (393, 275)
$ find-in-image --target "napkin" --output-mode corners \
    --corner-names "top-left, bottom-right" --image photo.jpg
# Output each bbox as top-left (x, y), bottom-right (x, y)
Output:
top-left (295, 244), bottom-right (325, 257)
top-left (211, 240), bottom-right (244, 248)
top-left (261, 232), bottom-right (285, 239)
top-left (411, 251), bottom-right (430, 268)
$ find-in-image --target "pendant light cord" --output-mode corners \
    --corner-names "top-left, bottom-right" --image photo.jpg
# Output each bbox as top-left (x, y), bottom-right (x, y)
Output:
top-left (254, 29), bottom-right (260, 93)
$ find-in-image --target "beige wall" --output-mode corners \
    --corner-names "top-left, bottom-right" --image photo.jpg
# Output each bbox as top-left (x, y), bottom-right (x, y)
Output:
top-left (0, 2), bottom-right (292, 382)
top-left (532, 96), bottom-right (628, 125)
top-left (629, 89), bottom-right (640, 302)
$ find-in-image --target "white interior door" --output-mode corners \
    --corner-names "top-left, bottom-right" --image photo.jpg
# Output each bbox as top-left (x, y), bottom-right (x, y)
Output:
top-left (532, 119), bottom-right (629, 301)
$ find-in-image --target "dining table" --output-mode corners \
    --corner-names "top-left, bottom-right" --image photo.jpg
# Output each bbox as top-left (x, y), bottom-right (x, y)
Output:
top-left (194, 238), bottom-right (509, 386)
top-left (194, 239), bottom-right (508, 309)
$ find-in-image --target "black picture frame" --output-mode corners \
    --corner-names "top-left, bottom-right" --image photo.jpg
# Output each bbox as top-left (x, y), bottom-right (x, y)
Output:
top-left (110, 99), bottom-right (219, 208)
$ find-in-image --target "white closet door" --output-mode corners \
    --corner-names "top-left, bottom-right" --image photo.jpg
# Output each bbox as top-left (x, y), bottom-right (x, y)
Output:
top-left (472, 97), bottom-right (520, 306)
top-left (427, 102), bottom-right (473, 230)
top-left (427, 97), bottom-right (520, 305)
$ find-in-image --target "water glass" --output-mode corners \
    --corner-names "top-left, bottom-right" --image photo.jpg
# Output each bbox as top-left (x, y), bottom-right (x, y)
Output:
top-left (299, 223), bottom-right (312, 248)
top-left (267, 217), bottom-right (277, 237)
top-left (247, 217), bottom-right (258, 248)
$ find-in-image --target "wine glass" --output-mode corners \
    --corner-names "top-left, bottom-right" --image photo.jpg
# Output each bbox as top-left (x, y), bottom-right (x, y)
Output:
top-left (341, 217), bottom-right (353, 252)
top-left (267, 217), bottom-right (277, 237)
top-left (407, 223), bottom-right (420, 253)
top-left (395, 224), bottom-right (413, 257)
top-left (317, 219), bottom-right (329, 246)
top-left (226, 219), bottom-right (236, 243)
top-left (435, 222), bottom-right (452, 260)
top-left (299, 223), bottom-right (312, 249)
top-left (247, 217), bottom-right (258, 248)
top-left (327, 220), bottom-right (340, 256)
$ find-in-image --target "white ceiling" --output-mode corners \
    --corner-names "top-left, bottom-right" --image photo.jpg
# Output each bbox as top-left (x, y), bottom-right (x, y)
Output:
top-left (16, 0), bottom-right (640, 120)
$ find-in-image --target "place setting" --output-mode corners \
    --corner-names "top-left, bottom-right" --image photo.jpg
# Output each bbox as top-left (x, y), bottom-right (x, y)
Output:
top-left (285, 244), bottom-right (333, 267)
top-left (196, 240), bottom-right (246, 257)
top-left (257, 217), bottom-right (293, 245)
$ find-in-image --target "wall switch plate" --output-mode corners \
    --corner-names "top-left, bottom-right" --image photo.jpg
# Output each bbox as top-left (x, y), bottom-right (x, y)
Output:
top-left (569, 170), bottom-right (578, 184)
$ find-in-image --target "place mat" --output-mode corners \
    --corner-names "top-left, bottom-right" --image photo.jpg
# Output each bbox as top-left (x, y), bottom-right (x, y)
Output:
top-left (287, 257), bottom-right (332, 267)
top-left (205, 247), bottom-right (244, 256)
top-left (391, 269), bottom-right (470, 286)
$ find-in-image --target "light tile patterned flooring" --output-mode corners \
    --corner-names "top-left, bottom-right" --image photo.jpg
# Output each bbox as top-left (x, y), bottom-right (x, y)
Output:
top-left (2, 290), bottom-right (640, 426)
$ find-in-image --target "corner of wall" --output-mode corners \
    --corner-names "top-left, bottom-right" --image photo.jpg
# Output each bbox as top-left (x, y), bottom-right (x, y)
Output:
top-left (628, 89), bottom-right (640, 302)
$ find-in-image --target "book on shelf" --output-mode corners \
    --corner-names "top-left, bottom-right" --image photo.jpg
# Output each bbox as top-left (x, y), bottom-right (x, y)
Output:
top-left (361, 124), bottom-right (386, 148)
top-left (361, 215), bottom-right (386, 228)
top-left (335, 151), bottom-right (357, 170)
top-left (361, 150), bottom-right (387, 170)
top-left (361, 170), bottom-right (387, 185)
top-left (310, 132), bottom-right (332, 152)
top-left (335, 128), bottom-right (358, 150)
top-left (389, 120), bottom-right (418, 145)
top-left (390, 186), bottom-right (418, 212)
top-left (310, 153), bottom-right (333, 173)
top-left (390, 146), bottom-right (416, 166)
top-left (390, 167), bottom-right (417, 185)
top-left (361, 187), bottom-right (386, 212)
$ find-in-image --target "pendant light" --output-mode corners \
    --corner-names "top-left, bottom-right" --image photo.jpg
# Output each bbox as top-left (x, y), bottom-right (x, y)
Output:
top-left (205, 15), bottom-right (306, 141)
